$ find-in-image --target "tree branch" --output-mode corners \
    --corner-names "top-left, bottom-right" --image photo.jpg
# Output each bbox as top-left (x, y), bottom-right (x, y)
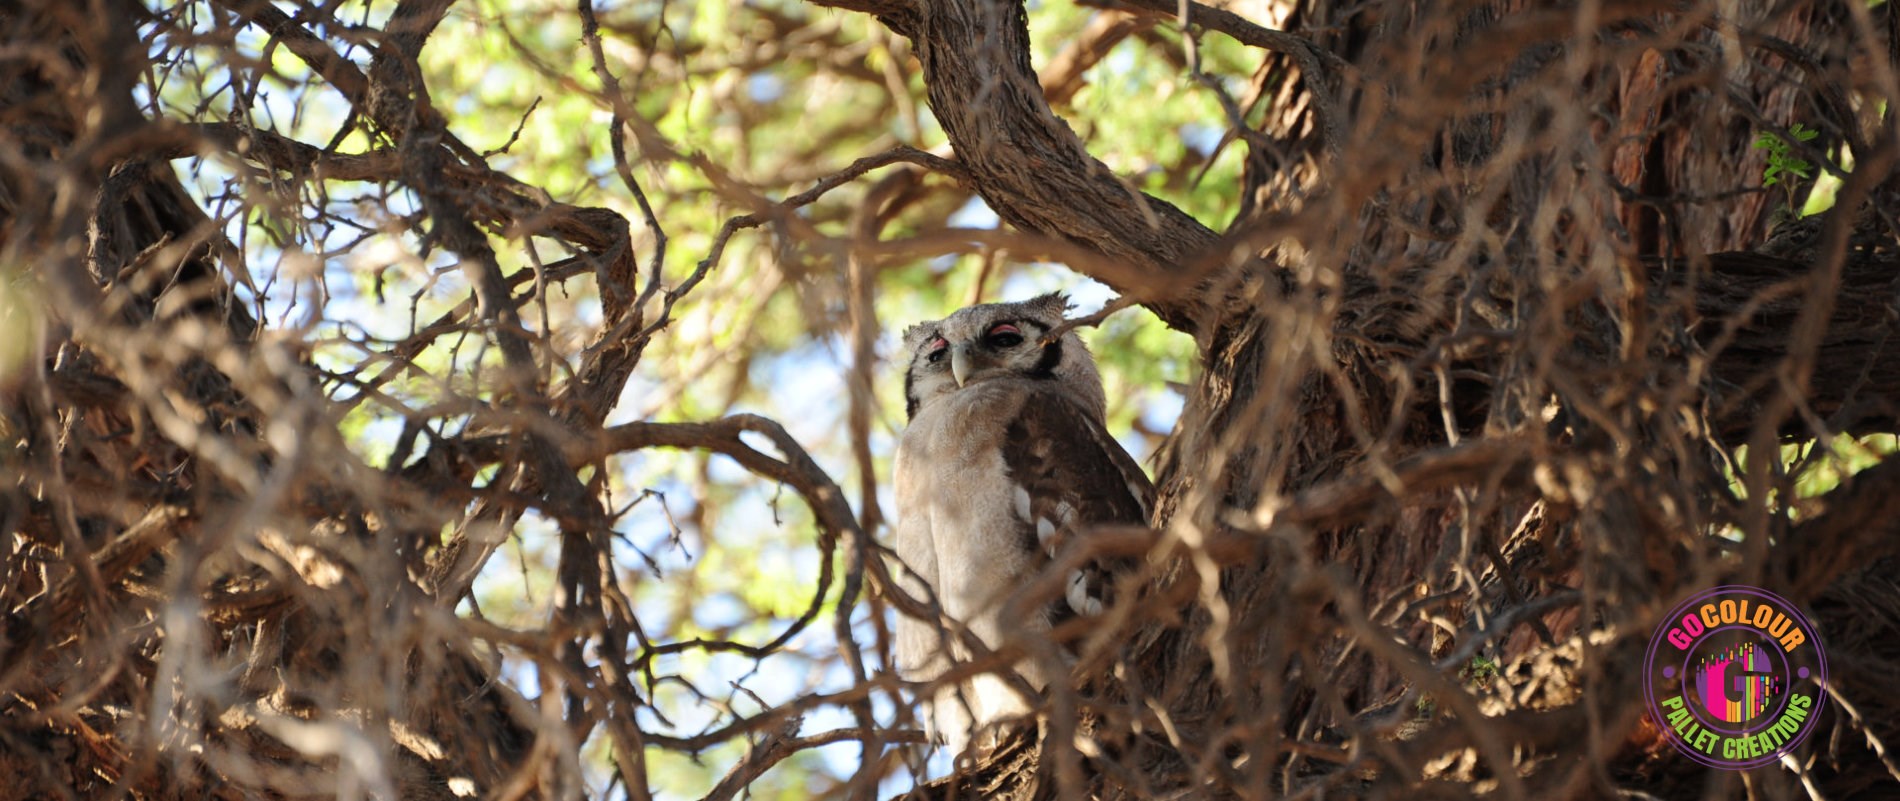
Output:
top-left (214, 0), bottom-right (370, 103)
top-left (1691, 249), bottom-right (1900, 439)
top-left (844, 0), bottom-right (1220, 332)
top-left (1777, 457), bottom-right (1900, 601)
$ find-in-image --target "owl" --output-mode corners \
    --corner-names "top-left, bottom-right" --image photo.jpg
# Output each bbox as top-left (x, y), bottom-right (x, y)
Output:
top-left (891, 292), bottom-right (1153, 756)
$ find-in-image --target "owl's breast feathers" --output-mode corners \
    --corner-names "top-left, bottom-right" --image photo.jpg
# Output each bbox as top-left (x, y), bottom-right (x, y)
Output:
top-left (891, 375), bottom-right (1151, 750)
top-left (896, 379), bottom-right (1152, 626)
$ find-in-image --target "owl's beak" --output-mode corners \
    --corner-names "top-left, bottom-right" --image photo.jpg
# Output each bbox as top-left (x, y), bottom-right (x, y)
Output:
top-left (951, 344), bottom-right (975, 387)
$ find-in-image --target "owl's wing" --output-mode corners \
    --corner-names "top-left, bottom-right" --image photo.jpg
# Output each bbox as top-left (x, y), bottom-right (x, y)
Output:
top-left (998, 386), bottom-right (1153, 625)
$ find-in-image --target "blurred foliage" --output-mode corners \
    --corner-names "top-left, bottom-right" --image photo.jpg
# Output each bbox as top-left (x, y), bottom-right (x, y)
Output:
top-left (0, 267), bottom-right (38, 384)
top-left (1721, 435), bottom-right (1899, 532)
top-left (1790, 434), bottom-right (1898, 504)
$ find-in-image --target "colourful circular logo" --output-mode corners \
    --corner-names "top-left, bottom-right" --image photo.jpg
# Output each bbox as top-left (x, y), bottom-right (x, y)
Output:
top-left (1644, 585), bottom-right (1827, 769)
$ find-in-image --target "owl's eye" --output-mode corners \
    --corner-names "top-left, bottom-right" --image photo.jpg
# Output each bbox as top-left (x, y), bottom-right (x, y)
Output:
top-left (986, 323), bottom-right (1024, 348)
top-left (926, 337), bottom-right (948, 363)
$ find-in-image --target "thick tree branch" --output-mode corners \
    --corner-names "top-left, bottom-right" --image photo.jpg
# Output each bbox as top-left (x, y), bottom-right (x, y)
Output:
top-left (1777, 457), bottom-right (1900, 600)
top-left (214, 0), bottom-right (371, 103)
top-left (802, 0), bottom-right (914, 18)
top-left (1691, 249), bottom-right (1900, 439)
top-left (846, 0), bottom-right (1220, 332)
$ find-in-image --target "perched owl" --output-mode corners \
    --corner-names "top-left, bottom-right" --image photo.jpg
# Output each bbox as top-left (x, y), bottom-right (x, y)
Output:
top-left (891, 292), bottom-right (1153, 756)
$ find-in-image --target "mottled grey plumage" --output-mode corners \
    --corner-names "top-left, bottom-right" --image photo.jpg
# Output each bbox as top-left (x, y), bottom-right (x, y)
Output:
top-left (891, 293), bottom-right (1152, 756)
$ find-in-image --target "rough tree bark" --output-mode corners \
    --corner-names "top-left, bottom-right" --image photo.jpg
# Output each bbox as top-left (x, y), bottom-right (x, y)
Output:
top-left (826, 0), bottom-right (1900, 799)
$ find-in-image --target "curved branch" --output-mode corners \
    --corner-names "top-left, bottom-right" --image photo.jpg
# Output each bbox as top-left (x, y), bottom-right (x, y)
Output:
top-left (836, 0), bottom-right (1221, 332)
top-left (589, 416), bottom-right (860, 671)
top-left (702, 721), bottom-right (925, 801)
top-left (593, 415), bottom-right (862, 545)
top-left (1108, 0), bottom-right (1330, 61)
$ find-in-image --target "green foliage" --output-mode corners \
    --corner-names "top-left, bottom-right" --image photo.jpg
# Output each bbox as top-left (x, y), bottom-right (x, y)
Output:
top-left (1416, 653), bottom-right (1502, 718)
top-left (1753, 123), bottom-right (1820, 218)
top-left (1720, 435), bottom-right (1896, 542)
top-left (1755, 123), bottom-right (1817, 189)
top-left (1460, 654), bottom-right (1498, 690)
top-left (1049, 16), bottom-right (1250, 227)
top-left (0, 265), bottom-right (38, 383)
top-left (1791, 433), bottom-right (1896, 503)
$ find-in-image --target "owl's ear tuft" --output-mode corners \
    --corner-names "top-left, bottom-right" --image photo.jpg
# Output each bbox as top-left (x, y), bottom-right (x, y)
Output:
top-left (1028, 292), bottom-right (1072, 320)
top-left (901, 323), bottom-right (937, 353)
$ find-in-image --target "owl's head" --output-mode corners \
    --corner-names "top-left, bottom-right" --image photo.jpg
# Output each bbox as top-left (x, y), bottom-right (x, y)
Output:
top-left (900, 292), bottom-right (1105, 421)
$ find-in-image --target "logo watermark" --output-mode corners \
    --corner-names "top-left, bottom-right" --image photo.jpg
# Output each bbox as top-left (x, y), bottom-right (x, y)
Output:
top-left (1644, 585), bottom-right (1827, 769)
